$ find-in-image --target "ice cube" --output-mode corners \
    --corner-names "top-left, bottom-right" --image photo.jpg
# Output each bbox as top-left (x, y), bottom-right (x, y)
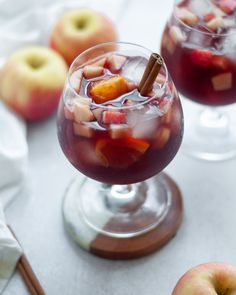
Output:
top-left (133, 118), bottom-right (158, 139)
top-left (218, 28), bottom-right (236, 52)
top-left (76, 140), bottom-right (101, 166)
top-left (188, 0), bottom-right (212, 16)
top-left (121, 56), bottom-right (147, 84)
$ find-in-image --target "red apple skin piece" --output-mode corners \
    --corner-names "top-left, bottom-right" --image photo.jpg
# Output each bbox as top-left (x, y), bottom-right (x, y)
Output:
top-left (219, 0), bottom-right (236, 14)
top-left (0, 46), bottom-right (68, 121)
top-left (172, 262), bottom-right (236, 295)
top-left (50, 9), bottom-right (118, 65)
top-left (102, 110), bottom-right (126, 124)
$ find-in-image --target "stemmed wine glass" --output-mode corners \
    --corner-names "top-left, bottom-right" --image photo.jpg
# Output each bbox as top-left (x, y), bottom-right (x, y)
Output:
top-left (161, 0), bottom-right (236, 161)
top-left (57, 42), bottom-right (184, 259)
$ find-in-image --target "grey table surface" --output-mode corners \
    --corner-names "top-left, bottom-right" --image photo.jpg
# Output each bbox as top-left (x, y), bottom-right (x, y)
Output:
top-left (3, 0), bottom-right (236, 294)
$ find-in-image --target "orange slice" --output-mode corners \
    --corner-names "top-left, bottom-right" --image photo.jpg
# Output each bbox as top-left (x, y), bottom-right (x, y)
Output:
top-left (90, 76), bottom-right (128, 104)
top-left (95, 137), bottom-right (150, 169)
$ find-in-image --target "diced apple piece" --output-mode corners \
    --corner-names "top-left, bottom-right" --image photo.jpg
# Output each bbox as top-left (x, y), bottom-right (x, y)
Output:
top-left (213, 7), bottom-right (226, 17)
top-left (92, 107), bottom-right (103, 121)
top-left (156, 74), bottom-right (166, 86)
top-left (102, 110), bottom-right (126, 124)
top-left (162, 33), bottom-right (176, 55)
top-left (109, 124), bottom-right (131, 139)
top-left (74, 96), bottom-right (92, 105)
top-left (212, 72), bottom-right (232, 91)
top-left (70, 69), bottom-right (83, 92)
top-left (218, 0), bottom-right (236, 14)
top-left (90, 76), bottom-right (128, 104)
top-left (83, 65), bottom-right (104, 79)
top-left (90, 57), bottom-right (107, 67)
top-left (74, 101), bottom-right (94, 122)
top-left (204, 12), bottom-right (216, 22)
top-left (107, 55), bottom-right (126, 73)
top-left (161, 108), bottom-right (172, 125)
top-left (211, 56), bottom-right (229, 70)
top-left (127, 81), bottom-right (137, 92)
top-left (64, 106), bottom-right (74, 120)
top-left (73, 122), bottom-right (93, 138)
top-left (154, 127), bottom-right (171, 149)
top-left (207, 17), bottom-right (224, 31)
top-left (169, 26), bottom-right (186, 43)
top-left (175, 7), bottom-right (199, 25)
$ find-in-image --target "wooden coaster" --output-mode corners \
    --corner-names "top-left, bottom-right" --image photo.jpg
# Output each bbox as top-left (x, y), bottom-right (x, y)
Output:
top-left (90, 174), bottom-right (183, 260)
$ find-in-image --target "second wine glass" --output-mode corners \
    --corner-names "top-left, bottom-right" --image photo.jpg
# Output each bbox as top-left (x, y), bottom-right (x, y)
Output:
top-left (161, 0), bottom-right (236, 161)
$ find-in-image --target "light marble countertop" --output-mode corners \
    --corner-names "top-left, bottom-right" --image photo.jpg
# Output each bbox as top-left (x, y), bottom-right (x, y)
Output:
top-left (3, 0), bottom-right (236, 294)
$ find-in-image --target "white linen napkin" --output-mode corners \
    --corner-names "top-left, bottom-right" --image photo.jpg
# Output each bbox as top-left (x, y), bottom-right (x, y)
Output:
top-left (0, 101), bottom-right (28, 292)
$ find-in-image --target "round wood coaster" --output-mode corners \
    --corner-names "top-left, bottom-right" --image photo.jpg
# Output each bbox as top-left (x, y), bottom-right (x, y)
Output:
top-left (63, 173), bottom-right (183, 260)
top-left (90, 174), bottom-right (183, 259)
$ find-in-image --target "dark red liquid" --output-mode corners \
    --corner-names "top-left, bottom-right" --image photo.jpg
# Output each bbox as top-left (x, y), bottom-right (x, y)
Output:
top-left (161, 0), bottom-right (236, 106)
top-left (58, 55), bottom-right (183, 184)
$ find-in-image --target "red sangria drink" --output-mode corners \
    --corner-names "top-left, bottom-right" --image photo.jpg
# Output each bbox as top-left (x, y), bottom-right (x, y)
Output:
top-left (161, 0), bottom-right (236, 160)
top-left (57, 42), bottom-right (184, 257)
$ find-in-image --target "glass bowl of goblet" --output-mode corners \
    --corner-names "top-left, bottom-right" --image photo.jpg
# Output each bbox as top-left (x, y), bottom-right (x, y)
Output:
top-left (57, 42), bottom-right (184, 259)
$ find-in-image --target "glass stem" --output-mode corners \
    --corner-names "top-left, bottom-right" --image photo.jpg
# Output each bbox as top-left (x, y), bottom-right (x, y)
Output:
top-left (102, 182), bottom-right (148, 214)
top-left (197, 107), bottom-right (229, 136)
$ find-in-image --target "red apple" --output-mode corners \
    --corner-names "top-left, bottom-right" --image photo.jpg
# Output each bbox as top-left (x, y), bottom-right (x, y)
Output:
top-left (0, 46), bottom-right (68, 121)
top-left (172, 262), bottom-right (236, 295)
top-left (50, 9), bottom-right (118, 65)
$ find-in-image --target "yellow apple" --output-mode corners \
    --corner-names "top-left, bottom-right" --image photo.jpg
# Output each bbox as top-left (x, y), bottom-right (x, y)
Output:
top-left (50, 9), bottom-right (118, 65)
top-left (172, 262), bottom-right (236, 295)
top-left (0, 46), bottom-right (68, 121)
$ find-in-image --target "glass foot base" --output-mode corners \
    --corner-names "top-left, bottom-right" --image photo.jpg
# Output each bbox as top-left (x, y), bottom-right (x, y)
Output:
top-left (63, 173), bottom-right (183, 259)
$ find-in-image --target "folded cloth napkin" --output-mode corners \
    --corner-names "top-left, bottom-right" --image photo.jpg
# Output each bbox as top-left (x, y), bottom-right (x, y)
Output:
top-left (0, 101), bottom-right (28, 292)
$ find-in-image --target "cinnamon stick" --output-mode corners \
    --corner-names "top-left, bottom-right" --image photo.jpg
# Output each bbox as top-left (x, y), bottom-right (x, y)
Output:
top-left (8, 226), bottom-right (46, 295)
top-left (139, 53), bottom-right (163, 96)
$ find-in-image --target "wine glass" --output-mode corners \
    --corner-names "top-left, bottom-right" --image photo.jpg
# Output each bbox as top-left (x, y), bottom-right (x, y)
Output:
top-left (57, 42), bottom-right (184, 259)
top-left (161, 0), bottom-right (236, 161)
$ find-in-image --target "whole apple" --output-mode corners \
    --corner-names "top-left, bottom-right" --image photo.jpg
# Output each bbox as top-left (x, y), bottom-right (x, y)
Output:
top-left (50, 9), bottom-right (118, 65)
top-left (0, 46), bottom-right (68, 121)
top-left (172, 262), bottom-right (236, 295)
